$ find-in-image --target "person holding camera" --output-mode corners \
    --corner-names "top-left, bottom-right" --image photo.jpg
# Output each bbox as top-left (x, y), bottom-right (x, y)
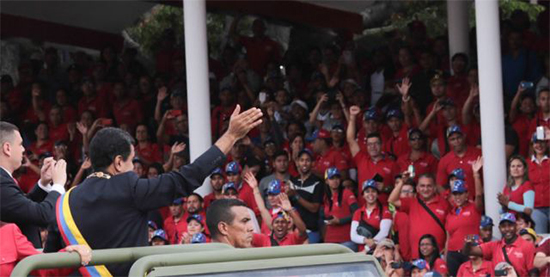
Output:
top-left (372, 239), bottom-right (405, 277)
top-left (350, 179), bottom-right (392, 253)
top-left (456, 235), bottom-right (493, 277)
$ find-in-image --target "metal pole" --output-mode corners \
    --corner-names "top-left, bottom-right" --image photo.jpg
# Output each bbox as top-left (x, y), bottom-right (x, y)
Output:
top-left (447, 0), bottom-right (470, 74)
top-left (183, 0), bottom-right (212, 162)
top-left (475, 0), bottom-right (507, 238)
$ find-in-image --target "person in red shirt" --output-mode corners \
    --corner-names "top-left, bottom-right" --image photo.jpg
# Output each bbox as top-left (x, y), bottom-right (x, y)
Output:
top-left (528, 88), bottom-right (550, 136)
top-left (312, 129), bottom-right (349, 179)
top-left (456, 236), bottom-right (494, 277)
top-left (397, 128), bottom-right (438, 183)
top-left (383, 109), bottom-right (411, 159)
top-left (330, 125), bottom-right (354, 169)
top-left (498, 155), bottom-right (535, 218)
top-left (389, 173), bottom-right (450, 260)
top-left (163, 198), bottom-right (187, 245)
top-left (445, 176), bottom-right (484, 276)
top-left (55, 89), bottom-right (78, 123)
top-left (180, 214), bottom-right (207, 244)
top-left (463, 213), bottom-right (536, 277)
top-left (24, 83), bottom-right (51, 124)
top-left (77, 78), bottom-right (109, 119)
top-left (322, 167), bottom-right (359, 251)
top-left (418, 234), bottom-right (449, 276)
top-left (436, 125), bottom-right (482, 196)
top-left (29, 122), bottom-right (54, 157)
top-left (347, 106), bottom-right (399, 203)
top-left (534, 236), bottom-right (550, 277)
top-left (528, 134), bottom-right (550, 234)
top-left (211, 88), bottom-right (237, 139)
top-left (509, 85), bottom-right (537, 157)
top-left (446, 53), bottom-right (470, 107)
top-left (112, 81), bottom-right (143, 130)
top-left (203, 168), bottom-right (225, 210)
top-left (251, 193), bottom-right (308, 247)
top-left (135, 124), bottom-right (163, 166)
top-left (225, 161), bottom-right (259, 215)
top-left (48, 106), bottom-right (69, 143)
top-left (350, 180), bottom-right (393, 253)
top-left (392, 177), bottom-right (415, 261)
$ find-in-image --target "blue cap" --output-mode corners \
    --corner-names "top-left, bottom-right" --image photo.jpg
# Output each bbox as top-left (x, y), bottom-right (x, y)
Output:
top-left (172, 198), bottom-right (184, 205)
top-left (148, 221), bottom-right (158, 230)
top-left (386, 108), bottom-right (403, 120)
top-left (222, 182), bottom-right (238, 194)
top-left (451, 179), bottom-right (467, 193)
top-left (500, 213), bottom-right (516, 224)
top-left (186, 214), bottom-right (204, 225)
top-left (210, 167), bottom-right (223, 177)
top-left (470, 234), bottom-right (482, 246)
top-left (449, 168), bottom-right (465, 180)
top-left (225, 161), bottom-right (241, 175)
top-left (152, 229), bottom-right (168, 242)
top-left (191, 233), bottom-right (207, 244)
top-left (267, 180), bottom-right (282, 195)
top-left (446, 125), bottom-right (463, 138)
top-left (362, 179), bottom-right (378, 192)
top-left (480, 215), bottom-right (494, 228)
top-left (325, 167), bottom-right (341, 179)
top-left (412, 259), bottom-right (428, 270)
top-left (363, 108), bottom-right (379, 121)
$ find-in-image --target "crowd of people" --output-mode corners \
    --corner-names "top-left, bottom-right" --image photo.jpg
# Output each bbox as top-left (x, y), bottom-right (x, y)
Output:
top-left (1, 6), bottom-right (550, 277)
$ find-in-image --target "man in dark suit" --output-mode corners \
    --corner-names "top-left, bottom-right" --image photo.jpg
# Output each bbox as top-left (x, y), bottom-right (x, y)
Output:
top-left (0, 121), bottom-right (67, 248)
top-left (50, 105), bottom-right (263, 276)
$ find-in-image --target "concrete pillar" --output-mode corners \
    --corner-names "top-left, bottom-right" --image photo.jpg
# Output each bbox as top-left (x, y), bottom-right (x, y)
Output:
top-left (447, 0), bottom-right (470, 75)
top-left (475, 0), bottom-right (507, 237)
top-left (183, 0), bottom-right (213, 195)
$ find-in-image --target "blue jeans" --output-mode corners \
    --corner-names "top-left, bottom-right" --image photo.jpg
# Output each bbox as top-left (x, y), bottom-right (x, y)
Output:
top-left (532, 207), bottom-right (550, 234)
top-left (307, 230), bottom-right (321, 243)
top-left (340, 241), bottom-right (358, 252)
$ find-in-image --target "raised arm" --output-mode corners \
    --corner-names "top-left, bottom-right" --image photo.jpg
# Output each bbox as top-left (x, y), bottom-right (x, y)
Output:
top-left (388, 174), bottom-right (406, 208)
top-left (347, 106), bottom-right (361, 157)
top-left (419, 101), bottom-right (441, 132)
top-left (244, 171), bottom-right (273, 229)
top-left (309, 94), bottom-right (328, 125)
top-left (471, 156), bottom-right (485, 212)
top-left (509, 84), bottom-right (526, 123)
top-left (280, 193), bottom-right (307, 237)
top-left (462, 235), bottom-right (483, 257)
top-left (154, 87), bottom-right (168, 122)
top-left (462, 84), bottom-right (479, 125)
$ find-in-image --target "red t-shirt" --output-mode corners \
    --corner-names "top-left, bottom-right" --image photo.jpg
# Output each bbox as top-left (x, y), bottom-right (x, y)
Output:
top-left (112, 99), bottom-right (143, 129)
top-left (480, 236), bottom-right (536, 277)
top-left (48, 123), bottom-right (69, 143)
top-left (252, 230), bottom-right (307, 247)
top-left (203, 193), bottom-right (223, 211)
top-left (23, 102), bottom-right (51, 124)
top-left (446, 74), bottom-right (469, 107)
top-left (28, 141), bottom-right (54, 156)
top-left (396, 151), bottom-right (439, 183)
top-left (314, 148), bottom-right (349, 177)
top-left (512, 114), bottom-right (532, 157)
top-left (323, 189), bottom-right (357, 243)
top-left (502, 181), bottom-right (534, 214)
top-left (78, 96), bottom-right (109, 118)
top-left (351, 205), bottom-right (392, 232)
top-left (211, 105), bottom-right (236, 138)
top-left (353, 152), bottom-right (399, 190)
top-left (528, 156), bottom-right (550, 208)
top-left (400, 195), bottom-right (450, 259)
top-left (393, 211), bottom-right (411, 261)
top-left (163, 216), bottom-right (187, 244)
top-left (239, 36), bottom-right (281, 76)
top-left (436, 147), bottom-right (482, 195)
top-left (61, 105), bottom-right (78, 123)
top-left (383, 125), bottom-right (411, 158)
top-left (331, 144), bottom-right (354, 168)
top-left (536, 237), bottom-right (550, 277)
top-left (445, 201), bottom-right (482, 251)
top-left (136, 142), bottom-right (163, 164)
top-left (456, 260), bottom-right (493, 277)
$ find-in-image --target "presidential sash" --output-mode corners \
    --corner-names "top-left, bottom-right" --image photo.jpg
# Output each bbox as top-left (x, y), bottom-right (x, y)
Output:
top-left (56, 188), bottom-right (113, 277)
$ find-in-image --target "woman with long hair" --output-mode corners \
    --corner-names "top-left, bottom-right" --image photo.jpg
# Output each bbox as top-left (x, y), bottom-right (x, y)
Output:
top-left (527, 134), bottom-right (550, 234)
top-left (497, 155), bottom-right (535, 217)
top-left (322, 167), bottom-right (359, 251)
top-left (418, 234), bottom-right (448, 276)
top-left (350, 179), bottom-right (392, 253)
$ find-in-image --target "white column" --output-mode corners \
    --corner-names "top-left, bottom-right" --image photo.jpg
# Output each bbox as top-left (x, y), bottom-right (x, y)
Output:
top-left (447, 0), bottom-right (470, 75)
top-left (475, 0), bottom-right (506, 237)
top-left (183, 0), bottom-right (213, 195)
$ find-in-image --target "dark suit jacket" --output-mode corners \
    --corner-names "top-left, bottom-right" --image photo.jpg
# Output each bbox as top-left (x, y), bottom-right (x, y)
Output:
top-left (0, 167), bottom-right (60, 248)
top-left (49, 145), bottom-right (225, 276)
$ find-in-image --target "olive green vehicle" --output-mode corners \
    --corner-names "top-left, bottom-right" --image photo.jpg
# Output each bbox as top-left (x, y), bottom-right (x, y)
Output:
top-left (12, 243), bottom-right (385, 276)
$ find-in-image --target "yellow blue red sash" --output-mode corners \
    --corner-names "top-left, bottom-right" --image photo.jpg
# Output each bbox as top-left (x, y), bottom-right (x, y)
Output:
top-left (56, 188), bottom-right (113, 277)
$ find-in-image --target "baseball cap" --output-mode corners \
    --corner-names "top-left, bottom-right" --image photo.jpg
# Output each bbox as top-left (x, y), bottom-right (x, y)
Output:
top-left (499, 213), bottom-right (516, 224)
top-left (148, 221), bottom-right (158, 230)
top-left (311, 129), bottom-right (331, 140)
top-left (172, 198), bottom-right (184, 205)
top-left (519, 228), bottom-right (537, 241)
top-left (362, 179), bottom-right (378, 192)
top-left (191, 233), bottom-right (207, 244)
top-left (449, 168), bottom-right (465, 180)
top-left (210, 167), bottom-right (223, 177)
top-left (480, 215), bottom-right (494, 228)
top-left (325, 167), bottom-right (341, 180)
top-left (470, 234), bottom-right (483, 246)
top-left (363, 108), bottom-right (379, 121)
top-left (186, 214), bottom-right (204, 225)
top-left (386, 108), bottom-right (403, 120)
top-left (412, 259), bottom-right (428, 270)
top-left (291, 99), bottom-right (308, 111)
top-left (225, 161), bottom-right (241, 175)
top-left (331, 125), bottom-right (344, 133)
top-left (446, 125), bottom-right (463, 138)
top-left (222, 182), bottom-right (238, 194)
top-left (152, 229), bottom-right (168, 242)
top-left (430, 73), bottom-right (445, 85)
top-left (378, 239), bottom-right (395, 249)
top-left (451, 179), bottom-right (467, 193)
top-left (272, 211), bottom-right (291, 223)
top-left (267, 180), bottom-right (282, 195)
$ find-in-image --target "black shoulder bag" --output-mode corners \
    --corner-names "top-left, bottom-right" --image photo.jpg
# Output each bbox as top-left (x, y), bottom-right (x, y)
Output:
top-left (501, 246), bottom-right (519, 276)
top-left (357, 204), bottom-right (384, 239)
top-left (417, 197), bottom-right (446, 233)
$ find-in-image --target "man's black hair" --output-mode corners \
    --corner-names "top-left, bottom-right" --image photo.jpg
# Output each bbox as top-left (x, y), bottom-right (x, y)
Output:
top-left (89, 127), bottom-right (135, 172)
top-left (451, 52), bottom-right (469, 65)
top-left (273, 150), bottom-right (289, 160)
top-left (189, 192), bottom-right (204, 203)
top-left (366, 132), bottom-right (382, 142)
top-left (206, 199), bottom-right (247, 240)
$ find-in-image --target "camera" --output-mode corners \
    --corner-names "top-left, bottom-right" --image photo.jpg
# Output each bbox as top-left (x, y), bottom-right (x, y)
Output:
top-left (494, 269), bottom-right (507, 276)
top-left (390, 262), bottom-right (402, 269)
